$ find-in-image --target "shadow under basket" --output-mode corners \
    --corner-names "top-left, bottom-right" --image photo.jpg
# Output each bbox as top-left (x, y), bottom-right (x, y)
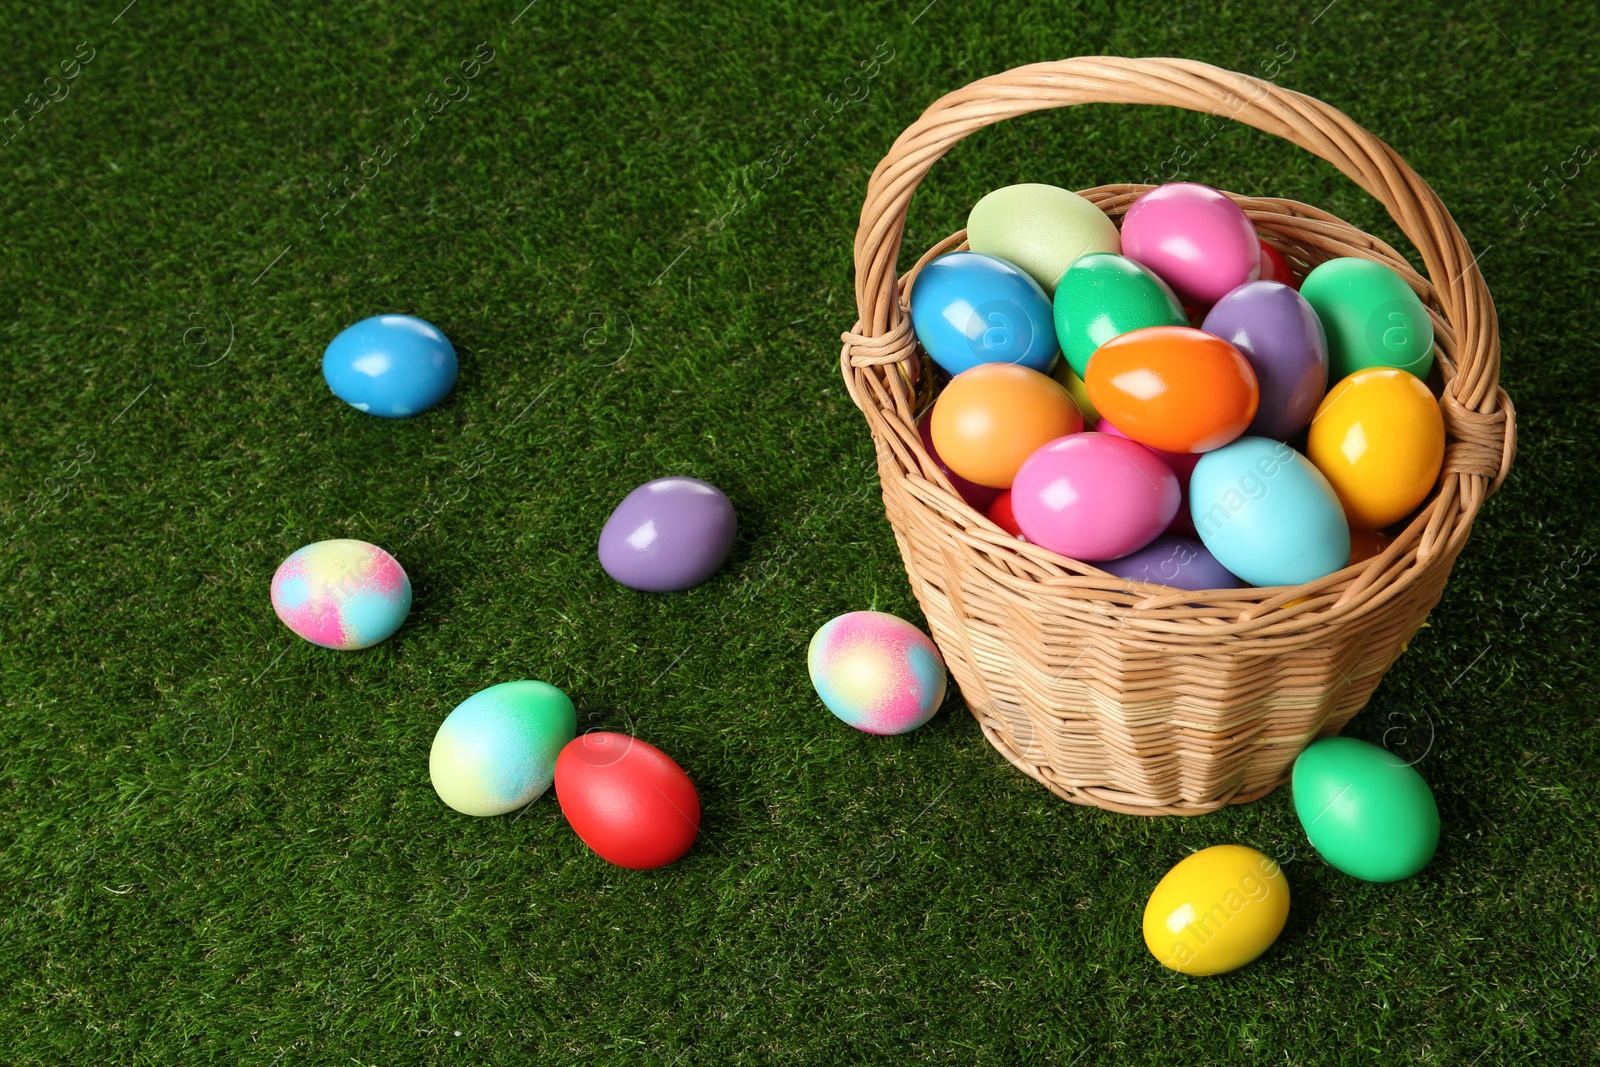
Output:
top-left (838, 57), bottom-right (1516, 815)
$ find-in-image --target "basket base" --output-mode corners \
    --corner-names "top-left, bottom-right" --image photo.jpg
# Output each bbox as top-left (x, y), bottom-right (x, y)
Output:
top-left (973, 710), bottom-right (1290, 816)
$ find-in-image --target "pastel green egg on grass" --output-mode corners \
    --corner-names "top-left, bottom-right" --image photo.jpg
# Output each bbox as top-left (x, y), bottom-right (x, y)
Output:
top-left (429, 681), bottom-right (577, 816)
top-left (1292, 737), bottom-right (1440, 882)
top-left (967, 184), bottom-right (1121, 294)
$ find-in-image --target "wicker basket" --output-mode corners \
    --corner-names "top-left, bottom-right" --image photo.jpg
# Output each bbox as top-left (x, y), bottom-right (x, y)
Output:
top-left (838, 57), bottom-right (1516, 815)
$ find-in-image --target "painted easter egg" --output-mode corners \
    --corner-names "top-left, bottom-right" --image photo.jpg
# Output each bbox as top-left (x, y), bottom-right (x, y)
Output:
top-left (429, 680), bottom-right (578, 817)
top-left (1190, 438), bottom-right (1350, 587)
top-left (1099, 535), bottom-right (1243, 591)
top-left (1049, 356), bottom-right (1100, 425)
top-left (1349, 529), bottom-right (1394, 565)
top-left (1300, 257), bottom-right (1435, 381)
top-left (930, 364), bottom-right (1083, 489)
top-left (1143, 845), bottom-right (1290, 976)
top-left (1202, 281), bottom-right (1329, 440)
top-left (986, 490), bottom-right (1025, 539)
top-left (1097, 417), bottom-right (1201, 537)
top-left (917, 411), bottom-right (1002, 512)
top-left (1120, 183), bottom-right (1261, 305)
top-left (1084, 326), bottom-right (1259, 454)
top-left (908, 251), bottom-right (1058, 376)
top-left (1293, 737), bottom-right (1440, 882)
top-left (1011, 433), bottom-right (1180, 561)
top-left (270, 538), bottom-right (411, 650)
top-left (808, 611), bottom-right (947, 735)
top-left (322, 314), bottom-right (458, 417)
top-left (1306, 368), bottom-right (1445, 531)
top-left (598, 477), bottom-right (737, 592)
top-left (1053, 253), bottom-right (1187, 379)
top-left (966, 183), bottom-right (1121, 292)
top-left (1258, 239), bottom-right (1299, 287)
top-left (555, 732), bottom-right (701, 869)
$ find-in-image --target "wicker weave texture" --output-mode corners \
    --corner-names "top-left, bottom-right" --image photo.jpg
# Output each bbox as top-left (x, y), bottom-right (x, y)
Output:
top-left (838, 58), bottom-right (1515, 815)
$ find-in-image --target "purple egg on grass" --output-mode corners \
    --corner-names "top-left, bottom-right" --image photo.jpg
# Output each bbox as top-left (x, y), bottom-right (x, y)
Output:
top-left (599, 477), bottom-right (737, 591)
top-left (1099, 535), bottom-right (1245, 591)
top-left (1202, 281), bottom-right (1328, 440)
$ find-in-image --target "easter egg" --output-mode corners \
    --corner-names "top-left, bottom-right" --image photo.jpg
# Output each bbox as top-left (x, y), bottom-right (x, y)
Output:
top-left (1053, 253), bottom-right (1187, 378)
top-left (916, 412), bottom-right (1001, 511)
top-left (1011, 433), bottom-right (1180, 561)
top-left (1190, 438), bottom-right (1351, 587)
top-left (555, 732), bottom-right (701, 869)
top-left (598, 477), bottom-right (737, 591)
top-left (322, 314), bottom-right (458, 417)
top-left (1099, 535), bottom-right (1243, 591)
top-left (1142, 845), bottom-right (1290, 976)
top-left (1084, 326), bottom-right (1259, 454)
top-left (429, 681), bottom-right (578, 817)
top-left (1120, 183), bottom-right (1261, 306)
top-left (1349, 529), bottom-right (1393, 565)
top-left (1049, 357), bottom-right (1100, 425)
top-left (1258, 239), bottom-right (1298, 287)
top-left (1292, 737), bottom-right (1440, 882)
top-left (1202, 281), bottom-right (1329, 440)
top-left (270, 538), bottom-right (411, 650)
top-left (1306, 368), bottom-right (1444, 530)
top-left (1300, 258), bottom-right (1435, 381)
top-left (1097, 417), bottom-right (1201, 536)
top-left (930, 364), bottom-right (1083, 489)
top-left (986, 490), bottom-right (1024, 538)
top-left (908, 251), bottom-right (1058, 376)
top-left (808, 611), bottom-right (947, 735)
top-left (966, 183), bottom-right (1121, 292)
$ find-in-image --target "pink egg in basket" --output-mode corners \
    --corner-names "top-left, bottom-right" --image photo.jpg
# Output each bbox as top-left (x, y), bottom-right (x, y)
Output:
top-left (1011, 433), bottom-right (1180, 561)
top-left (1097, 418), bottom-right (1202, 536)
top-left (1120, 182), bottom-right (1261, 306)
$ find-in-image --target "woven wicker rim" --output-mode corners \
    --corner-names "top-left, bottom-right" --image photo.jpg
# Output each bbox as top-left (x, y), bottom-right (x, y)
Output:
top-left (840, 56), bottom-right (1515, 631)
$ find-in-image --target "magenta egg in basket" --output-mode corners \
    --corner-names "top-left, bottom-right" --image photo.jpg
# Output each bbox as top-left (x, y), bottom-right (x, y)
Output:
top-left (1011, 433), bottom-right (1180, 561)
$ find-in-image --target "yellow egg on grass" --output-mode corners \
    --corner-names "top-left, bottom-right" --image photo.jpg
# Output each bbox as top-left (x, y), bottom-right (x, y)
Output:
top-left (1142, 845), bottom-right (1290, 976)
top-left (1306, 368), bottom-right (1445, 531)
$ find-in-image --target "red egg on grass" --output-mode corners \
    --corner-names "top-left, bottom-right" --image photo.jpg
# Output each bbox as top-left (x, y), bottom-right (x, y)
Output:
top-left (554, 732), bottom-right (701, 870)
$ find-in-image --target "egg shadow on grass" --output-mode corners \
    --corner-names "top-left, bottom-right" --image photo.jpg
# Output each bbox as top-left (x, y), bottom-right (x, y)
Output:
top-left (1272, 861), bottom-right (1329, 957)
top-left (567, 697), bottom-right (637, 739)
top-left (393, 552), bottom-right (461, 640)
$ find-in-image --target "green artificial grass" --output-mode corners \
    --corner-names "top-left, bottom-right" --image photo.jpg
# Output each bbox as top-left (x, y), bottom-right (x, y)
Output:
top-left (3, 1), bottom-right (1598, 1063)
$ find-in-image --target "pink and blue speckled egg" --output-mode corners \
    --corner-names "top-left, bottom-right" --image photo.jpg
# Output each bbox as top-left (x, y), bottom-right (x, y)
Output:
top-left (270, 539), bottom-right (412, 650)
top-left (807, 611), bottom-right (947, 735)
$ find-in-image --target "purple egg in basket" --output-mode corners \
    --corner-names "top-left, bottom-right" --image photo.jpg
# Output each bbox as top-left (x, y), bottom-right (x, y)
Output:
top-left (599, 477), bottom-right (737, 592)
top-left (1099, 535), bottom-right (1244, 591)
top-left (1202, 281), bottom-right (1328, 440)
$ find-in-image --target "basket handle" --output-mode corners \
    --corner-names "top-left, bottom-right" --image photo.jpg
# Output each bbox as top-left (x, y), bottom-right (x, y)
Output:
top-left (848, 56), bottom-right (1513, 494)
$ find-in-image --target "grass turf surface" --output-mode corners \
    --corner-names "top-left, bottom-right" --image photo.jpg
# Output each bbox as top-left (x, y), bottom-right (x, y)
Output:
top-left (2, 0), bottom-right (1599, 1063)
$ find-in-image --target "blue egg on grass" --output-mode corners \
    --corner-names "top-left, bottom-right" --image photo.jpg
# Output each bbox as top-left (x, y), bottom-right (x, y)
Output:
top-left (1190, 437), bottom-right (1350, 587)
top-left (909, 251), bottom-right (1058, 376)
top-left (323, 314), bottom-right (458, 417)
top-left (429, 681), bottom-right (577, 816)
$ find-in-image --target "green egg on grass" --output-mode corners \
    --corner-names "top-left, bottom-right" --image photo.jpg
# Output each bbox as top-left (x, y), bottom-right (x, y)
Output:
top-left (1292, 737), bottom-right (1440, 882)
top-left (429, 681), bottom-right (577, 817)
